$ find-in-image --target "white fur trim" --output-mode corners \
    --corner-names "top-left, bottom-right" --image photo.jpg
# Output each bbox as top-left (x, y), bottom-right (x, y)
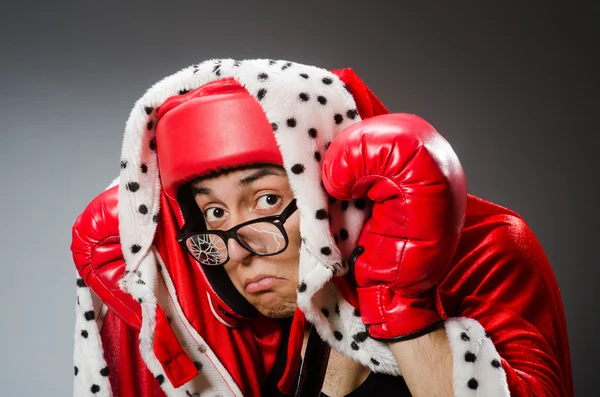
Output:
top-left (116, 58), bottom-right (398, 376)
top-left (154, 249), bottom-right (244, 396)
top-left (446, 317), bottom-right (510, 396)
top-left (73, 275), bottom-right (113, 396)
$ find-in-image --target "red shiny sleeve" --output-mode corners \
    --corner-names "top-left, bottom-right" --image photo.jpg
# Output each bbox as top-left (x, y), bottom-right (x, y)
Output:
top-left (440, 203), bottom-right (573, 397)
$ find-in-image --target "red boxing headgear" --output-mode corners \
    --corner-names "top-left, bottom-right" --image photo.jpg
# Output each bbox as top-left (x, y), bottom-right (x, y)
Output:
top-left (156, 78), bottom-right (284, 200)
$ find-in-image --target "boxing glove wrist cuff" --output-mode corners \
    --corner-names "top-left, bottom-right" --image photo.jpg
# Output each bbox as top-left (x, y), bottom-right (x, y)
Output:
top-left (357, 285), bottom-right (444, 340)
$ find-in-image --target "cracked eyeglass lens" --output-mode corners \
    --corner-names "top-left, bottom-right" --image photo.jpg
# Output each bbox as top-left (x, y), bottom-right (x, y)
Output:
top-left (186, 234), bottom-right (228, 265)
top-left (237, 222), bottom-right (286, 255)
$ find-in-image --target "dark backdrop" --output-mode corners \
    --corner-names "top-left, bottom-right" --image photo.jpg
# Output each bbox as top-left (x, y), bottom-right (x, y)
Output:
top-left (0, 1), bottom-right (596, 395)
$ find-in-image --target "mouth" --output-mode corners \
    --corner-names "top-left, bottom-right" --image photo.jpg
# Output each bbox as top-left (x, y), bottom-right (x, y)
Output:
top-left (244, 275), bottom-right (286, 293)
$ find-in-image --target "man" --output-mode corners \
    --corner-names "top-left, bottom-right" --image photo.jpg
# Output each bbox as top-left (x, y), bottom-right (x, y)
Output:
top-left (71, 59), bottom-right (572, 396)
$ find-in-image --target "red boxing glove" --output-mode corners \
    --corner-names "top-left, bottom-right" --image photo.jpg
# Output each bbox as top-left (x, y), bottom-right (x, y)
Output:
top-left (71, 186), bottom-right (197, 387)
top-left (323, 113), bottom-right (467, 341)
top-left (71, 185), bottom-right (142, 328)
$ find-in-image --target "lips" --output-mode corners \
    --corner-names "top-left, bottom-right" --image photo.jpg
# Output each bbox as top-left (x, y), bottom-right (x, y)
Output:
top-left (244, 275), bottom-right (285, 293)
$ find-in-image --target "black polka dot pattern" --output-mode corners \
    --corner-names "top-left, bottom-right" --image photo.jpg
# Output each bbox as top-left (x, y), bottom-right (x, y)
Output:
top-left (140, 164), bottom-right (148, 173)
top-left (291, 164), bottom-right (305, 174)
top-left (315, 209), bottom-right (328, 220)
top-left (299, 93), bottom-right (310, 102)
top-left (281, 61), bottom-right (292, 70)
top-left (334, 331), bottom-right (343, 341)
top-left (131, 244), bottom-right (142, 254)
top-left (465, 351), bottom-right (477, 362)
top-left (152, 215), bottom-right (159, 223)
top-left (491, 359), bottom-right (501, 368)
top-left (147, 120), bottom-right (154, 130)
top-left (308, 128), bottom-right (317, 138)
top-left (271, 122), bottom-right (278, 131)
top-left (81, 330), bottom-right (89, 338)
top-left (353, 308), bottom-right (361, 317)
top-left (257, 88), bottom-right (267, 101)
top-left (84, 311), bottom-right (95, 321)
top-left (179, 89), bottom-right (190, 95)
top-left (298, 282), bottom-right (307, 293)
top-left (76, 278), bottom-right (86, 288)
top-left (194, 361), bottom-right (203, 370)
top-left (351, 341), bottom-right (359, 350)
top-left (370, 358), bottom-right (380, 366)
top-left (100, 366), bottom-right (110, 376)
top-left (467, 378), bottom-right (478, 390)
top-left (126, 182), bottom-right (140, 192)
top-left (322, 77), bottom-right (333, 85)
top-left (156, 374), bottom-right (165, 385)
top-left (91, 384), bottom-right (100, 393)
top-left (334, 114), bottom-right (344, 124)
top-left (138, 204), bottom-right (148, 215)
top-left (346, 109), bottom-right (359, 119)
top-left (144, 106), bottom-right (153, 115)
top-left (314, 151), bottom-right (321, 161)
top-left (74, 366), bottom-right (78, 376)
top-left (149, 138), bottom-right (156, 151)
top-left (120, 160), bottom-right (127, 169)
top-left (339, 229), bottom-right (349, 241)
top-left (461, 332), bottom-right (470, 341)
top-left (287, 118), bottom-right (297, 128)
top-left (300, 73), bottom-right (309, 79)
top-left (321, 247), bottom-right (331, 255)
top-left (354, 199), bottom-right (366, 210)
top-left (258, 72), bottom-right (268, 81)
top-left (317, 96), bottom-right (327, 105)
top-left (353, 331), bottom-right (368, 343)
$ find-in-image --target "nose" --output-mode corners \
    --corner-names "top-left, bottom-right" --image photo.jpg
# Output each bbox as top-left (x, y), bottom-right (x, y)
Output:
top-left (227, 238), bottom-right (252, 263)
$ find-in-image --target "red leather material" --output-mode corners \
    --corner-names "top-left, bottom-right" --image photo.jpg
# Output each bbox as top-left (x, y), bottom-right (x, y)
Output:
top-left (71, 186), bottom-right (197, 388)
top-left (322, 113), bottom-right (467, 340)
top-left (156, 78), bottom-right (284, 200)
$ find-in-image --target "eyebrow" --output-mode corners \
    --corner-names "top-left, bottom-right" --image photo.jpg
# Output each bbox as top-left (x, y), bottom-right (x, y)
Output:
top-left (191, 185), bottom-right (213, 196)
top-left (238, 167), bottom-right (285, 187)
top-left (191, 167), bottom-right (286, 197)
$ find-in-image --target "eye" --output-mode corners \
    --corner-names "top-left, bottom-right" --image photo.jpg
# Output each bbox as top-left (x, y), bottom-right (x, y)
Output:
top-left (256, 194), bottom-right (281, 210)
top-left (205, 207), bottom-right (228, 223)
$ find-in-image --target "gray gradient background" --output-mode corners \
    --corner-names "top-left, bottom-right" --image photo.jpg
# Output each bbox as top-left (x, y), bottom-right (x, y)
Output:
top-left (0, 1), bottom-right (596, 395)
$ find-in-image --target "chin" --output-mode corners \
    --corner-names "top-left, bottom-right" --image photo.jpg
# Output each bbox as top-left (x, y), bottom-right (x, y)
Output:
top-left (253, 291), bottom-right (297, 319)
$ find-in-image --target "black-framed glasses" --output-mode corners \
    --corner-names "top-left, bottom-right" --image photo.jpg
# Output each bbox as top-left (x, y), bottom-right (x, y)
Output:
top-left (176, 199), bottom-right (298, 266)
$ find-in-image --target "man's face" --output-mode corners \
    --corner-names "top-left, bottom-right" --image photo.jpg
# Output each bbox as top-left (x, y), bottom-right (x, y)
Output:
top-left (191, 166), bottom-right (301, 318)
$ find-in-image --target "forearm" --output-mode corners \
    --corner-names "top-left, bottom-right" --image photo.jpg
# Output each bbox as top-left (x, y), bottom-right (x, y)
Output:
top-left (389, 327), bottom-right (454, 397)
